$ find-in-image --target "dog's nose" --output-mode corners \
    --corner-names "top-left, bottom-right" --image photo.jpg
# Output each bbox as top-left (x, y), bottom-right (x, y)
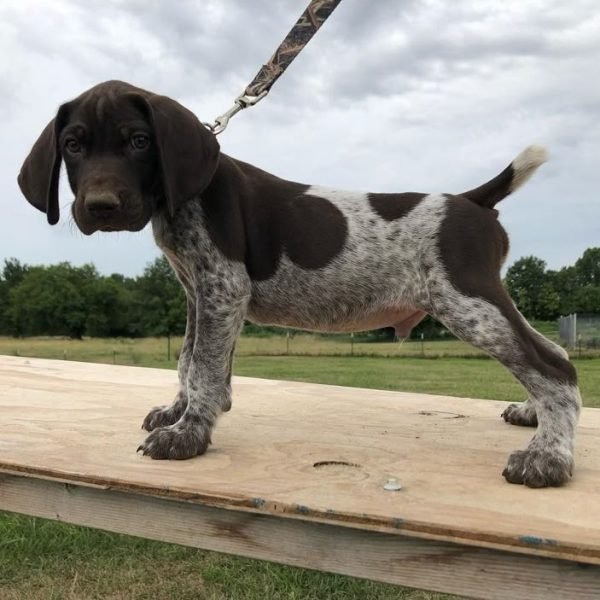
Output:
top-left (84, 192), bottom-right (121, 215)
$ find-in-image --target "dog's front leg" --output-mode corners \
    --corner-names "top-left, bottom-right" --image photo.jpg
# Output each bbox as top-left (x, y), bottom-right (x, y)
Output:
top-left (142, 295), bottom-right (196, 431)
top-left (138, 272), bottom-right (249, 460)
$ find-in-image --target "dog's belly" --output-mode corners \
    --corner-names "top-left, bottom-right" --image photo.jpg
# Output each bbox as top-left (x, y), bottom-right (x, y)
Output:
top-left (247, 300), bottom-right (426, 337)
top-left (247, 259), bottom-right (428, 336)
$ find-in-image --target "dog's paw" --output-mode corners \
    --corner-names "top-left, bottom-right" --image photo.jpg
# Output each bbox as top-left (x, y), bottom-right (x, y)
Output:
top-left (502, 401), bottom-right (538, 427)
top-left (502, 446), bottom-right (573, 488)
top-left (137, 423), bottom-right (211, 460)
top-left (142, 405), bottom-right (183, 431)
top-left (142, 392), bottom-right (187, 431)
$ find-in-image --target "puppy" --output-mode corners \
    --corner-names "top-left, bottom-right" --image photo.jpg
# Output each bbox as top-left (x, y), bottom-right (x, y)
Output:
top-left (18, 81), bottom-right (581, 487)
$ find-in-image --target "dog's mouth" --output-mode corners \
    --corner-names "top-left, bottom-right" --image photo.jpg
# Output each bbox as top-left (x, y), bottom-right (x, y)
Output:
top-left (74, 215), bottom-right (149, 236)
top-left (91, 219), bottom-right (148, 234)
top-left (72, 199), bottom-right (152, 235)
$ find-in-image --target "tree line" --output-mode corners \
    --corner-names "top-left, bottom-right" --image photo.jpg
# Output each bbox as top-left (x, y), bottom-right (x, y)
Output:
top-left (0, 256), bottom-right (185, 339)
top-left (504, 248), bottom-right (600, 320)
top-left (0, 248), bottom-right (598, 339)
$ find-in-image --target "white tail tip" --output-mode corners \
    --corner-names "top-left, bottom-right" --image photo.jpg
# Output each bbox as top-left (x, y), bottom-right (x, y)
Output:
top-left (510, 145), bottom-right (549, 192)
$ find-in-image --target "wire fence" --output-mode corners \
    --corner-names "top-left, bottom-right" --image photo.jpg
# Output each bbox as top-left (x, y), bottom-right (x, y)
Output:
top-left (558, 314), bottom-right (600, 352)
top-left (1, 333), bottom-right (491, 364)
top-left (3, 323), bottom-right (600, 366)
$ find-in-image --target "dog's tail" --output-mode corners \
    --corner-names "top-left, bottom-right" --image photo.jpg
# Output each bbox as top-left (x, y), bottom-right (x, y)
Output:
top-left (460, 145), bottom-right (548, 209)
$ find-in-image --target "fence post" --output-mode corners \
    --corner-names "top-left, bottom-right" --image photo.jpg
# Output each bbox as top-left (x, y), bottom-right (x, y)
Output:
top-left (286, 331), bottom-right (290, 355)
top-left (558, 313), bottom-right (578, 348)
top-left (420, 333), bottom-right (425, 357)
top-left (350, 332), bottom-right (354, 356)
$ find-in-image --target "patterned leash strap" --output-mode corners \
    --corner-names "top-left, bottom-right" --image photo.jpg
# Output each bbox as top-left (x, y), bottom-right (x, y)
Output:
top-left (204, 0), bottom-right (342, 135)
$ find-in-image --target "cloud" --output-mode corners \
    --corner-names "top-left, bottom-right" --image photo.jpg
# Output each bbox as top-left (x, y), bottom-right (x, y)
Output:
top-left (2, 0), bottom-right (598, 276)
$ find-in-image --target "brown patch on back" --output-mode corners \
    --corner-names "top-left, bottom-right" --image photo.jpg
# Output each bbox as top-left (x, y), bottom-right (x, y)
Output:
top-left (368, 192), bottom-right (425, 221)
top-left (283, 193), bottom-right (347, 270)
top-left (201, 156), bottom-right (347, 281)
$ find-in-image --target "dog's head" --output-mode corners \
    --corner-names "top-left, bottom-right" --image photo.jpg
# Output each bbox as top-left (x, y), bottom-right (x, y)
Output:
top-left (18, 80), bottom-right (220, 234)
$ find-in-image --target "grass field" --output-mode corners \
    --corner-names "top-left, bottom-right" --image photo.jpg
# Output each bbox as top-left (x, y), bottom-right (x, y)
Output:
top-left (1, 334), bottom-right (598, 599)
top-left (1, 334), bottom-right (598, 406)
top-left (0, 513), bottom-right (449, 600)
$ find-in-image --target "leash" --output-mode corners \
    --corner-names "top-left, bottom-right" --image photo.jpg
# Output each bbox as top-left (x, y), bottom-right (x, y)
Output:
top-left (203, 0), bottom-right (342, 135)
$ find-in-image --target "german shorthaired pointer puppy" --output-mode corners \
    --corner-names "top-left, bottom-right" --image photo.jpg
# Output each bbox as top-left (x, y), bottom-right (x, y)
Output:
top-left (18, 81), bottom-right (581, 487)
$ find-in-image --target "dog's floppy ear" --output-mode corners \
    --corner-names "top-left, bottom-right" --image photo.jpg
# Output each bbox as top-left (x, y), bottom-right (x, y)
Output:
top-left (17, 105), bottom-right (69, 225)
top-left (139, 93), bottom-right (220, 217)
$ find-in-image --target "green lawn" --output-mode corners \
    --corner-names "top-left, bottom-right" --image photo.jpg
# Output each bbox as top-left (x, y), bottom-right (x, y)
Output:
top-left (0, 513), bottom-right (447, 600)
top-left (1, 334), bottom-right (598, 599)
top-left (1, 334), bottom-right (598, 406)
top-left (234, 355), bottom-right (600, 406)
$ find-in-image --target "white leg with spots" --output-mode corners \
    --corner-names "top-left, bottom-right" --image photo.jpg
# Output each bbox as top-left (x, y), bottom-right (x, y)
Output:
top-left (429, 276), bottom-right (581, 487)
top-left (142, 296), bottom-right (195, 431)
top-left (139, 262), bottom-right (251, 459)
top-left (500, 312), bottom-right (571, 429)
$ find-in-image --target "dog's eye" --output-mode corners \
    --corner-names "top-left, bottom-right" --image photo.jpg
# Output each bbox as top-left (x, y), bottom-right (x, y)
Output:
top-left (131, 134), bottom-right (150, 151)
top-left (64, 138), bottom-right (82, 154)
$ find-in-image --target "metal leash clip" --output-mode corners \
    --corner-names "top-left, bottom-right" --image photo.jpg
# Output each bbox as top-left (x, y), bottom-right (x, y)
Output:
top-left (201, 0), bottom-right (341, 135)
top-left (203, 90), bottom-right (268, 135)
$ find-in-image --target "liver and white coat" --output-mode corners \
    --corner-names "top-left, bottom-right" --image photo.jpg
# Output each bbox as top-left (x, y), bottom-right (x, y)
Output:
top-left (18, 81), bottom-right (581, 487)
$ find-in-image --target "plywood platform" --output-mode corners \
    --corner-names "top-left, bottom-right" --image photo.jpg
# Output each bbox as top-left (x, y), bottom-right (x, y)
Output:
top-left (1, 355), bottom-right (599, 599)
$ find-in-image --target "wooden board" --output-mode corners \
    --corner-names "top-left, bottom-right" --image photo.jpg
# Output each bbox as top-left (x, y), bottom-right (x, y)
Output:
top-left (2, 475), bottom-right (599, 600)
top-left (1, 355), bottom-right (599, 594)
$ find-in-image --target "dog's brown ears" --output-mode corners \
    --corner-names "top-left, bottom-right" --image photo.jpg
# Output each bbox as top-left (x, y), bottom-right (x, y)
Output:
top-left (17, 106), bottom-right (68, 225)
top-left (18, 89), bottom-right (220, 223)
top-left (139, 93), bottom-right (220, 217)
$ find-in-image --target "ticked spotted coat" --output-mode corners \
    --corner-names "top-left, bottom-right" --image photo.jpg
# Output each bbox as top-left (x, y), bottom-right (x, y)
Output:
top-left (18, 81), bottom-right (581, 488)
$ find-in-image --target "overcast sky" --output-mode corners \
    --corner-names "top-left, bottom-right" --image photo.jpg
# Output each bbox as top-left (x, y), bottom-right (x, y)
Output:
top-left (2, 0), bottom-right (598, 276)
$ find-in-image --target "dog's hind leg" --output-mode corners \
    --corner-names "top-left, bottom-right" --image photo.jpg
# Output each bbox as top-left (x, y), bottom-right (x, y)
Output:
top-left (502, 318), bottom-right (572, 427)
top-left (428, 274), bottom-right (581, 487)
top-left (500, 319), bottom-right (570, 428)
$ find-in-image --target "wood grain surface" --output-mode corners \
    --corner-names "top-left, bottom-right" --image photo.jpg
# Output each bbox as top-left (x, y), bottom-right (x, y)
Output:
top-left (1, 355), bottom-right (599, 566)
